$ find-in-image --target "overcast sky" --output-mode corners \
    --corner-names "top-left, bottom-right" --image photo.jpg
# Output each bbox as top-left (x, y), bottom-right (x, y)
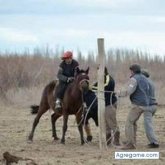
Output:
top-left (0, 0), bottom-right (165, 57)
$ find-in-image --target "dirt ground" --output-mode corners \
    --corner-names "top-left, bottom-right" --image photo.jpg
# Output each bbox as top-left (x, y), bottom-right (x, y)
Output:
top-left (0, 99), bottom-right (165, 165)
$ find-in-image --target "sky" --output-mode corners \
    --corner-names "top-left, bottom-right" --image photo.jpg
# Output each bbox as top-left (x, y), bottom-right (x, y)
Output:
top-left (0, 0), bottom-right (165, 57)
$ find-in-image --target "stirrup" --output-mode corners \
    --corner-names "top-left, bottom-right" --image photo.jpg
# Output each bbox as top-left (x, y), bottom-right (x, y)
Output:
top-left (55, 101), bottom-right (61, 111)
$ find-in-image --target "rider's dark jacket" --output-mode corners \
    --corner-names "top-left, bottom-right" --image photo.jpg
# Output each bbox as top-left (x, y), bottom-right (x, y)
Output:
top-left (55, 59), bottom-right (79, 100)
top-left (57, 59), bottom-right (79, 83)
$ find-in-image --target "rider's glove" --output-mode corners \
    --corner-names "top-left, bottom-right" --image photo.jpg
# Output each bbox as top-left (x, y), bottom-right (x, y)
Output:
top-left (67, 77), bottom-right (74, 83)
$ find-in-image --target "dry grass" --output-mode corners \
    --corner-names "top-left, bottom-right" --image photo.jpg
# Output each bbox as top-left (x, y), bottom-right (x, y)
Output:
top-left (1, 49), bottom-right (165, 93)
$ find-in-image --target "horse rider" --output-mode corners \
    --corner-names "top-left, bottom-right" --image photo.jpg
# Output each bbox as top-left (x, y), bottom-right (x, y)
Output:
top-left (54, 51), bottom-right (79, 112)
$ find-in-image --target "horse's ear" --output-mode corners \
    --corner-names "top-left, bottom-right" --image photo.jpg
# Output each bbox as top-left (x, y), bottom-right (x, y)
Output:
top-left (86, 67), bottom-right (89, 74)
top-left (74, 66), bottom-right (80, 76)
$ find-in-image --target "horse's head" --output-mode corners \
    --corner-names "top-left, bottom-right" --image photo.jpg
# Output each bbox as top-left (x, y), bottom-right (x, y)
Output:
top-left (74, 67), bottom-right (90, 92)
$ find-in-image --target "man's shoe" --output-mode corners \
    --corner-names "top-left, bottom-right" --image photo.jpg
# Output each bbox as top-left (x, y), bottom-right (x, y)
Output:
top-left (113, 131), bottom-right (120, 146)
top-left (120, 143), bottom-right (136, 150)
top-left (148, 143), bottom-right (159, 148)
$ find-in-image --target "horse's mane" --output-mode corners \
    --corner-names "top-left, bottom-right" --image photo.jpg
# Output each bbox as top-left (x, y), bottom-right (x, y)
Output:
top-left (78, 69), bottom-right (86, 73)
top-left (75, 67), bottom-right (89, 77)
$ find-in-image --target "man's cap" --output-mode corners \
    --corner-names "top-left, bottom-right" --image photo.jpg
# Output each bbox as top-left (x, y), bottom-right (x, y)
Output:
top-left (129, 64), bottom-right (141, 73)
top-left (61, 51), bottom-right (73, 60)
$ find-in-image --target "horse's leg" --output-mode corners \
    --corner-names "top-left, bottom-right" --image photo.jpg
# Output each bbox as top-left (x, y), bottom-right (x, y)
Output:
top-left (84, 123), bottom-right (93, 142)
top-left (51, 113), bottom-right (61, 140)
top-left (61, 113), bottom-right (68, 144)
top-left (83, 114), bottom-right (93, 142)
top-left (28, 104), bottom-right (49, 141)
top-left (76, 115), bottom-right (85, 145)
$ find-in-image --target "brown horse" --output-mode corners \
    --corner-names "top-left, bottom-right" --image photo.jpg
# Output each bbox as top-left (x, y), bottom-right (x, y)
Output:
top-left (28, 67), bottom-right (91, 145)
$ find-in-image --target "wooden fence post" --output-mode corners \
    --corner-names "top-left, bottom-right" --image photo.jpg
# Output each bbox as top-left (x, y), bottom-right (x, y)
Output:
top-left (97, 38), bottom-right (107, 150)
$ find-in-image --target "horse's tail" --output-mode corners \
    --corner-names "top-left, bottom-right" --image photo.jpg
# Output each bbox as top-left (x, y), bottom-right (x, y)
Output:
top-left (30, 105), bottom-right (39, 114)
top-left (30, 80), bottom-right (57, 115)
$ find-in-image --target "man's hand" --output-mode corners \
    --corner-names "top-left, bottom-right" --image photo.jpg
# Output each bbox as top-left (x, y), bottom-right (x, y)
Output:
top-left (116, 90), bottom-right (127, 97)
top-left (67, 77), bottom-right (74, 83)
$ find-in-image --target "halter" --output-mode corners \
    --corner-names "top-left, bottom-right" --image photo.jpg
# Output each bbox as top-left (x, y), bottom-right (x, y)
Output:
top-left (75, 72), bottom-right (89, 91)
top-left (78, 79), bottom-right (89, 91)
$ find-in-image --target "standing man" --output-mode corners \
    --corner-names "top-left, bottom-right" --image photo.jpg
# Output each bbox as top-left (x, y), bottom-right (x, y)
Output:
top-left (90, 67), bottom-right (120, 146)
top-left (119, 64), bottom-right (159, 149)
top-left (54, 51), bottom-right (79, 112)
top-left (141, 70), bottom-right (159, 148)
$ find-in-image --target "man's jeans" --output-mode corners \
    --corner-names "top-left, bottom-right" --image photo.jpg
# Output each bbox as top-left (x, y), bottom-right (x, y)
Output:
top-left (143, 105), bottom-right (158, 144)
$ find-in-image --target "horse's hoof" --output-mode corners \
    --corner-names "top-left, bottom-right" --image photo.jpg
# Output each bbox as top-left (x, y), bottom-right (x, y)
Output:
top-left (28, 135), bottom-right (33, 141)
top-left (60, 139), bottom-right (65, 144)
top-left (54, 137), bottom-right (59, 141)
top-left (87, 135), bottom-right (92, 142)
top-left (81, 140), bottom-right (85, 145)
